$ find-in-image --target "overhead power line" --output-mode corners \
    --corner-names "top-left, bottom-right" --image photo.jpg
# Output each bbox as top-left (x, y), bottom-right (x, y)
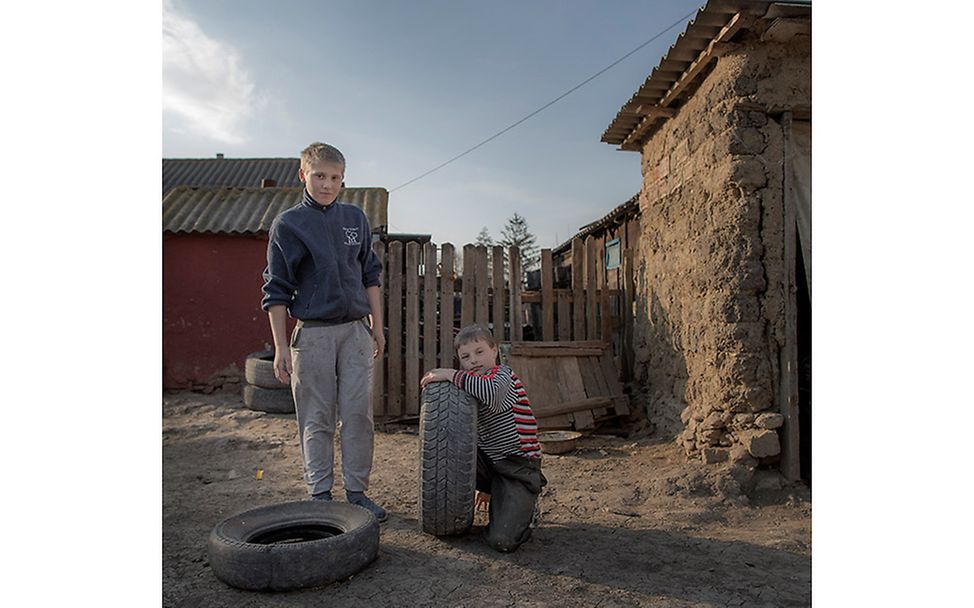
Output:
top-left (390, 8), bottom-right (698, 193)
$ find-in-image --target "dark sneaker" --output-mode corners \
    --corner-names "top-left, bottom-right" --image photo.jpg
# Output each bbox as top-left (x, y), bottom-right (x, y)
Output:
top-left (311, 490), bottom-right (332, 501)
top-left (346, 492), bottom-right (388, 522)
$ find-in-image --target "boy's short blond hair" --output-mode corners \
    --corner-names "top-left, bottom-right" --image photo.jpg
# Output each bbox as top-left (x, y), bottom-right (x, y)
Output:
top-left (454, 324), bottom-right (496, 350)
top-left (301, 142), bottom-right (346, 172)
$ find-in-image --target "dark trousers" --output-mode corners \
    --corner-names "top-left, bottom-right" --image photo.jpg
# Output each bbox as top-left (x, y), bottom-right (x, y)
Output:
top-left (476, 449), bottom-right (547, 552)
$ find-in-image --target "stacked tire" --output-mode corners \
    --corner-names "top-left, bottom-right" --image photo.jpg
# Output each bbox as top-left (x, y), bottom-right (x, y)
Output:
top-left (242, 350), bottom-right (295, 414)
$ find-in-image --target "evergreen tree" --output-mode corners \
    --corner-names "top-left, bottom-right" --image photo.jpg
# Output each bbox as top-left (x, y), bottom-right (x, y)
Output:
top-left (499, 212), bottom-right (539, 274)
top-left (474, 226), bottom-right (494, 247)
top-left (473, 226), bottom-right (495, 278)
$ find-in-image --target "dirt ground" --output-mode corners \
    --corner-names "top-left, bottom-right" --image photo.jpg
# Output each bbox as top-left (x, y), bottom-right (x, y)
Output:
top-left (163, 389), bottom-right (811, 608)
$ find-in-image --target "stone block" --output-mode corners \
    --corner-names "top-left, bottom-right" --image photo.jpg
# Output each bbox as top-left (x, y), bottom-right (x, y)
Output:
top-left (670, 138), bottom-right (690, 169)
top-left (746, 386), bottom-right (774, 412)
top-left (755, 412), bottom-right (784, 429)
top-left (701, 411), bottom-right (725, 430)
top-left (731, 413), bottom-right (755, 429)
top-left (742, 429), bottom-right (781, 458)
top-left (729, 444), bottom-right (757, 466)
top-left (700, 428), bottom-right (724, 445)
top-left (737, 261), bottom-right (768, 293)
top-left (729, 127), bottom-right (766, 155)
top-left (729, 157), bottom-right (767, 189)
top-left (727, 399), bottom-right (751, 413)
top-left (702, 448), bottom-right (729, 464)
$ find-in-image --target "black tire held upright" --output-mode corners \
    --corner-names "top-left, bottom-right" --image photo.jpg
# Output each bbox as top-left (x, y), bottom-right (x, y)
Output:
top-left (418, 382), bottom-right (479, 536)
top-left (208, 501), bottom-right (379, 591)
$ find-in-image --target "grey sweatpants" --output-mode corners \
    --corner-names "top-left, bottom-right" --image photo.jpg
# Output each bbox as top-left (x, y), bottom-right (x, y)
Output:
top-left (290, 319), bottom-right (375, 496)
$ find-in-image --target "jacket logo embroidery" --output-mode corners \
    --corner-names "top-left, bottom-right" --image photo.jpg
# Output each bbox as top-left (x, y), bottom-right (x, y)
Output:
top-left (343, 227), bottom-right (360, 246)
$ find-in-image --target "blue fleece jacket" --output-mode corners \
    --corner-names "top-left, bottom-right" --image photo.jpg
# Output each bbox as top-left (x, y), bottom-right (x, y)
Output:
top-left (261, 190), bottom-right (382, 322)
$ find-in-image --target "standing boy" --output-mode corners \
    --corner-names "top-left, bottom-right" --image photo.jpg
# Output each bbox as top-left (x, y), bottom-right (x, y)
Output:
top-left (261, 142), bottom-right (387, 521)
top-left (421, 325), bottom-right (547, 551)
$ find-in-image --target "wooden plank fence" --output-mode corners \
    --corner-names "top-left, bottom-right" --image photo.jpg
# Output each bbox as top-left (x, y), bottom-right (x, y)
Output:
top-left (372, 241), bottom-right (627, 419)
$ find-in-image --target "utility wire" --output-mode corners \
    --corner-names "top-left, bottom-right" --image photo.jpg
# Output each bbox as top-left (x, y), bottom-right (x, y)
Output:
top-left (390, 8), bottom-right (698, 193)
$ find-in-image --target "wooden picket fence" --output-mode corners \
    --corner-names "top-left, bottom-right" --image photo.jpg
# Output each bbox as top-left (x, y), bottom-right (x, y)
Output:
top-left (370, 240), bottom-right (630, 419)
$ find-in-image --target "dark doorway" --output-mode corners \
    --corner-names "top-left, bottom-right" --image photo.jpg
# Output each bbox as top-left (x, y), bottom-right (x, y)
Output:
top-left (796, 241), bottom-right (811, 485)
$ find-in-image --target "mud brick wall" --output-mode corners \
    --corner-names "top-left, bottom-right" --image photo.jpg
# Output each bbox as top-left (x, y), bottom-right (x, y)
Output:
top-left (631, 33), bottom-right (810, 467)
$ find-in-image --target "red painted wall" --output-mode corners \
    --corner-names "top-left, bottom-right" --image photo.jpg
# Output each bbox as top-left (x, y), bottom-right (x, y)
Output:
top-left (163, 233), bottom-right (292, 388)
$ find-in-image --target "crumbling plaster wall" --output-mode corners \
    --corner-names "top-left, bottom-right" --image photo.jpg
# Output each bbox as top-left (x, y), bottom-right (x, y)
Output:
top-left (631, 32), bottom-right (810, 469)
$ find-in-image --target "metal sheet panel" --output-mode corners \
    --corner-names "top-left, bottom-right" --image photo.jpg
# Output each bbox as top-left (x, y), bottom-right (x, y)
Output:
top-left (162, 186), bottom-right (389, 235)
top-left (162, 158), bottom-right (303, 194)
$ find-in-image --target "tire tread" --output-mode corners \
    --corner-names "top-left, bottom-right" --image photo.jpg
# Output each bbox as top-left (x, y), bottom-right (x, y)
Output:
top-left (418, 382), bottom-right (478, 536)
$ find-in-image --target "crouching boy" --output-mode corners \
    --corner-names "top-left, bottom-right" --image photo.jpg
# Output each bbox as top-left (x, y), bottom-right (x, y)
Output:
top-left (421, 325), bottom-right (547, 552)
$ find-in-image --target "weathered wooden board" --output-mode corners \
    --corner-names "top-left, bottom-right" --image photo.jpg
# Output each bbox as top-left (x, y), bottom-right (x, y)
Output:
top-left (541, 249), bottom-right (554, 340)
top-left (557, 290), bottom-right (571, 341)
top-left (509, 246), bottom-right (522, 341)
top-left (558, 357), bottom-right (594, 429)
top-left (372, 241), bottom-right (386, 416)
top-left (492, 246), bottom-right (505, 343)
top-left (461, 244), bottom-right (474, 329)
top-left (511, 355), bottom-right (573, 428)
top-left (439, 244), bottom-right (455, 367)
top-left (405, 242), bottom-right (420, 415)
top-left (508, 340), bottom-right (628, 430)
top-left (423, 242), bottom-right (438, 377)
top-left (474, 246), bottom-right (489, 327)
top-left (572, 238), bottom-right (585, 340)
top-left (386, 242), bottom-right (403, 416)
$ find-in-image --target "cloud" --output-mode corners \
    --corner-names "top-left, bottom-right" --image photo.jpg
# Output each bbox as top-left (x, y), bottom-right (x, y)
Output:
top-left (162, 0), bottom-right (262, 145)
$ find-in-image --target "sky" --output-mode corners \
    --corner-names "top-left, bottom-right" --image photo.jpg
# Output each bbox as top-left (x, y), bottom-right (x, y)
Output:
top-left (162, 0), bottom-right (705, 249)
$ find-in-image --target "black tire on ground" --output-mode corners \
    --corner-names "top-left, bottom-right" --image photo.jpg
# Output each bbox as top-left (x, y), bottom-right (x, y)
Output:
top-left (242, 383), bottom-right (294, 414)
top-left (244, 350), bottom-right (283, 389)
top-left (418, 381), bottom-right (479, 536)
top-left (208, 501), bottom-right (379, 591)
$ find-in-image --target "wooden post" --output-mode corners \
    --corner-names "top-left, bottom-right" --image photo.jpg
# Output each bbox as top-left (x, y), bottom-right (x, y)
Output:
top-left (779, 110), bottom-right (801, 482)
top-left (405, 242), bottom-right (420, 415)
top-left (492, 245), bottom-right (505, 342)
top-left (622, 248), bottom-right (634, 382)
top-left (423, 242), bottom-right (438, 378)
top-left (572, 237), bottom-right (584, 340)
top-left (461, 244), bottom-right (474, 329)
top-left (386, 242), bottom-right (403, 416)
top-left (439, 243), bottom-right (455, 367)
top-left (475, 246), bottom-right (489, 328)
top-left (541, 249), bottom-right (554, 340)
top-left (585, 236), bottom-right (598, 339)
top-left (371, 240), bottom-right (386, 415)
top-left (557, 289), bottom-right (570, 341)
top-left (509, 246), bottom-right (523, 341)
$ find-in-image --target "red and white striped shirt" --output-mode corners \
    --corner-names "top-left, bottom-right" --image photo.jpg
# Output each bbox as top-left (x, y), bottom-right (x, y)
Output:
top-left (452, 365), bottom-right (541, 461)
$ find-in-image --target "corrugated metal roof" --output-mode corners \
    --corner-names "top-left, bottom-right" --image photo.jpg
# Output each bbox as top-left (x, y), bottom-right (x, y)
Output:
top-left (162, 157), bottom-right (303, 194)
top-left (552, 194), bottom-right (640, 255)
top-left (162, 186), bottom-right (389, 235)
top-left (602, 0), bottom-right (811, 148)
